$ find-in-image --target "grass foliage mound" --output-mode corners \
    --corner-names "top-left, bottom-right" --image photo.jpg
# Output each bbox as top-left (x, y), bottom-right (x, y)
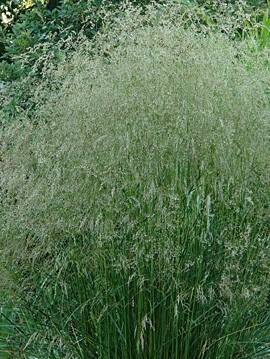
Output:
top-left (1, 7), bottom-right (270, 358)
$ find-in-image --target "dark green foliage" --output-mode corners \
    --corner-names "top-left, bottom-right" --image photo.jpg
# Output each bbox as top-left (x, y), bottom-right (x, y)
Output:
top-left (0, 1), bottom-right (103, 79)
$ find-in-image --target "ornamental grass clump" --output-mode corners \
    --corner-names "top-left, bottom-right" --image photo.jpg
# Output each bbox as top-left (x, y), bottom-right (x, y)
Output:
top-left (1, 5), bottom-right (270, 358)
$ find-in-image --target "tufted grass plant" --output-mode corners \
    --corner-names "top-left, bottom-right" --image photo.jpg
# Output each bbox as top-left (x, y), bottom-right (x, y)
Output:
top-left (1, 5), bottom-right (270, 358)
